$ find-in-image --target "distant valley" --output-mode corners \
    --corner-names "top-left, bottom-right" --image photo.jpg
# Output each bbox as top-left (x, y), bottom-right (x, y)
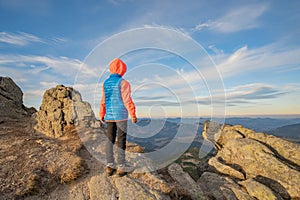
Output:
top-left (127, 117), bottom-right (300, 152)
top-left (267, 123), bottom-right (300, 143)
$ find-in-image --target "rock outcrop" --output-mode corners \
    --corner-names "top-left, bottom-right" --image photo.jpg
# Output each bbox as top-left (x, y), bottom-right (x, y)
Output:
top-left (0, 77), bottom-right (86, 199)
top-left (0, 76), bottom-right (36, 117)
top-left (34, 85), bottom-right (98, 138)
top-left (201, 121), bottom-right (300, 199)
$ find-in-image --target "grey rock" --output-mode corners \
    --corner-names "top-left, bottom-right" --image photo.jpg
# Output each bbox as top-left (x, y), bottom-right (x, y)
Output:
top-left (113, 175), bottom-right (157, 200)
top-left (168, 163), bottom-right (207, 200)
top-left (208, 157), bottom-right (245, 180)
top-left (217, 138), bottom-right (300, 198)
top-left (198, 172), bottom-right (253, 200)
top-left (234, 125), bottom-right (300, 169)
top-left (68, 183), bottom-right (89, 200)
top-left (203, 121), bottom-right (300, 199)
top-left (88, 173), bottom-right (118, 200)
top-left (0, 76), bottom-right (36, 117)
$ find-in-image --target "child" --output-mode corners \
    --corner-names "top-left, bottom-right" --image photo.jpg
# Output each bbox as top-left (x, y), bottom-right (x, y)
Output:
top-left (99, 58), bottom-right (137, 176)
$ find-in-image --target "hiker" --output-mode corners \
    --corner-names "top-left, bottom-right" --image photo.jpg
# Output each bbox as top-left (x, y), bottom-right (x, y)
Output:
top-left (99, 58), bottom-right (137, 176)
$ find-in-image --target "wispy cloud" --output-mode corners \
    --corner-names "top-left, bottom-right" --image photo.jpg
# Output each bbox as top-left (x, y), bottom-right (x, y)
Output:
top-left (0, 53), bottom-right (100, 108)
top-left (226, 83), bottom-right (288, 100)
top-left (40, 81), bottom-right (60, 87)
top-left (49, 37), bottom-right (69, 44)
top-left (214, 43), bottom-right (300, 77)
top-left (194, 83), bottom-right (292, 108)
top-left (194, 4), bottom-right (268, 33)
top-left (208, 45), bottom-right (224, 56)
top-left (0, 54), bottom-right (97, 78)
top-left (0, 31), bottom-right (69, 46)
top-left (133, 82), bottom-right (291, 107)
top-left (23, 89), bottom-right (46, 106)
top-left (0, 32), bottom-right (44, 46)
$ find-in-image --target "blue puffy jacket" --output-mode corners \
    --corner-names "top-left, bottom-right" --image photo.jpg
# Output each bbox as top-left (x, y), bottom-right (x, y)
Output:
top-left (103, 74), bottom-right (128, 121)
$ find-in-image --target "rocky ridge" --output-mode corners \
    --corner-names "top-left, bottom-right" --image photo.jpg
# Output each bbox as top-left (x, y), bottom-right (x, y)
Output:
top-left (1, 76), bottom-right (300, 200)
top-left (202, 120), bottom-right (300, 199)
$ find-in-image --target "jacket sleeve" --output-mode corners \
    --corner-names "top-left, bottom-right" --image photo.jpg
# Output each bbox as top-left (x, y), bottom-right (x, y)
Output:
top-left (121, 80), bottom-right (136, 119)
top-left (99, 84), bottom-right (106, 119)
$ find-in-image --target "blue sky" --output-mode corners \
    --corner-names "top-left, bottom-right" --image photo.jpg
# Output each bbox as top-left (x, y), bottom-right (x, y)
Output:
top-left (1, 0), bottom-right (300, 118)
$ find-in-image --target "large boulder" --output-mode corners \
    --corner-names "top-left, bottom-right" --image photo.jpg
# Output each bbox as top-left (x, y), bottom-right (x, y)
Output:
top-left (202, 121), bottom-right (300, 199)
top-left (34, 85), bottom-right (98, 138)
top-left (0, 76), bottom-right (35, 117)
top-left (233, 125), bottom-right (300, 167)
top-left (217, 138), bottom-right (300, 199)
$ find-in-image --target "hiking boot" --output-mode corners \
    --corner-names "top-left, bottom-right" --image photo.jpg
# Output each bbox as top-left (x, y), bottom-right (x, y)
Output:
top-left (116, 163), bottom-right (135, 177)
top-left (105, 163), bottom-right (116, 176)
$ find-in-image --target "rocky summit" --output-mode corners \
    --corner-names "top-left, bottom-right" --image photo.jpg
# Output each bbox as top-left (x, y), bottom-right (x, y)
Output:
top-left (1, 76), bottom-right (300, 200)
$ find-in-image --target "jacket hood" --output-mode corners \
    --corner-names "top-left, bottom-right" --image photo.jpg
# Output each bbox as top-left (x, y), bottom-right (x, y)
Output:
top-left (109, 58), bottom-right (127, 77)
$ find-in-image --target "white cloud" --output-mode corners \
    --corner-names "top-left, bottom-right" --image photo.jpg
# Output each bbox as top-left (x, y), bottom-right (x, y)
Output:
top-left (129, 82), bottom-right (293, 112)
top-left (194, 4), bottom-right (268, 33)
top-left (0, 32), bottom-right (69, 47)
top-left (50, 37), bottom-right (68, 44)
top-left (0, 54), bottom-right (97, 78)
top-left (23, 89), bottom-right (45, 101)
top-left (0, 32), bottom-right (44, 46)
top-left (0, 66), bottom-right (28, 84)
top-left (208, 45), bottom-right (224, 56)
top-left (191, 83), bottom-right (293, 108)
top-left (194, 21), bottom-right (211, 31)
top-left (40, 81), bottom-right (60, 87)
top-left (214, 43), bottom-right (300, 77)
top-left (0, 53), bottom-right (101, 108)
top-left (226, 83), bottom-right (288, 100)
top-left (132, 82), bottom-right (292, 108)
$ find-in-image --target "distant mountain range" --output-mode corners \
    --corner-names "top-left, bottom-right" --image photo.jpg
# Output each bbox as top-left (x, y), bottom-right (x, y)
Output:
top-left (222, 117), bottom-right (300, 132)
top-left (127, 117), bottom-right (300, 151)
top-left (167, 117), bottom-right (300, 132)
top-left (267, 123), bottom-right (300, 143)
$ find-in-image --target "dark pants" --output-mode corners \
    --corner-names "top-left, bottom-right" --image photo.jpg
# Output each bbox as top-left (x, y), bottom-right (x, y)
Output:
top-left (105, 121), bottom-right (127, 165)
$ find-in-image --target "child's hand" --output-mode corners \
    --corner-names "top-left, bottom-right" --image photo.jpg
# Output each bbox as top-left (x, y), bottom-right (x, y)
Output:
top-left (132, 117), bottom-right (137, 123)
top-left (100, 117), bottom-right (105, 124)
